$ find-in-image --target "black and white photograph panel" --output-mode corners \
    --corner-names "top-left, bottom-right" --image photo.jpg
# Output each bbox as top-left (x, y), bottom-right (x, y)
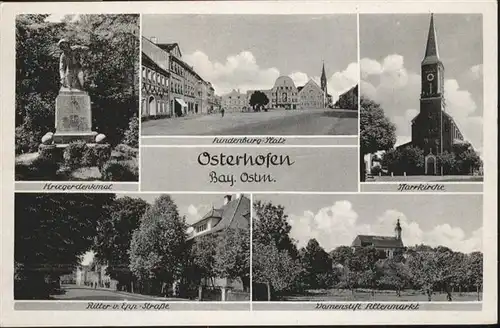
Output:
top-left (141, 14), bottom-right (358, 136)
top-left (15, 193), bottom-right (250, 301)
top-left (15, 14), bottom-right (140, 182)
top-left (360, 14), bottom-right (483, 182)
top-left (252, 194), bottom-right (483, 302)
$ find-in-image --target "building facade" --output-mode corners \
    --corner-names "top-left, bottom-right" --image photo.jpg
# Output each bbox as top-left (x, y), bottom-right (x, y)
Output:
top-left (221, 89), bottom-right (248, 113)
top-left (351, 219), bottom-right (404, 259)
top-left (187, 194), bottom-right (251, 301)
top-left (60, 262), bottom-right (119, 290)
top-left (142, 37), bottom-right (217, 119)
top-left (141, 37), bottom-right (170, 118)
top-left (246, 64), bottom-right (330, 110)
top-left (397, 14), bottom-right (466, 175)
top-left (298, 79), bottom-right (325, 109)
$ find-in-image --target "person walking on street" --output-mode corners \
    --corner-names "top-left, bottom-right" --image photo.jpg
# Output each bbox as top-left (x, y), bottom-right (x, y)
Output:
top-left (221, 108), bottom-right (225, 118)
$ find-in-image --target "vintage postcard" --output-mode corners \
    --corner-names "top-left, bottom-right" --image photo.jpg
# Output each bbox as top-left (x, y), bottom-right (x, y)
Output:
top-left (0, 1), bottom-right (497, 326)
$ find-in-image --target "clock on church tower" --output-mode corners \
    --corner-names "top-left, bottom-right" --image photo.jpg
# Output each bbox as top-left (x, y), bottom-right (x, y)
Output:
top-left (422, 65), bottom-right (439, 97)
top-left (420, 14), bottom-right (444, 99)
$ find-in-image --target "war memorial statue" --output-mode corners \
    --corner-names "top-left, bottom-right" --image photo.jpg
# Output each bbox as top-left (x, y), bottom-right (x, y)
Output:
top-left (41, 39), bottom-right (106, 147)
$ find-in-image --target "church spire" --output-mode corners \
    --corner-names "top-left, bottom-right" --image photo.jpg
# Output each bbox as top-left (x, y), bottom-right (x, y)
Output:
top-left (395, 219), bottom-right (402, 240)
top-left (320, 61), bottom-right (327, 93)
top-left (422, 13), bottom-right (441, 65)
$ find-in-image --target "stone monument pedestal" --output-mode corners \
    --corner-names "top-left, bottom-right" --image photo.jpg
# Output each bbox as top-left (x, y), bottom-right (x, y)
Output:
top-left (52, 90), bottom-right (98, 144)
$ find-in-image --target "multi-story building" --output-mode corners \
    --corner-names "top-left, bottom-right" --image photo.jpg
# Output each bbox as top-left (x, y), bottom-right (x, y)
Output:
top-left (247, 63), bottom-right (330, 111)
top-left (62, 262), bottom-right (118, 290)
top-left (221, 89), bottom-right (248, 113)
top-left (207, 82), bottom-right (216, 114)
top-left (187, 194), bottom-right (251, 301)
top-left (141, 37), bottom-right (170, 118)
top-left (298, 79), bottom-right (325, 109)
top-left (142, 37), bottom-right (217, 119)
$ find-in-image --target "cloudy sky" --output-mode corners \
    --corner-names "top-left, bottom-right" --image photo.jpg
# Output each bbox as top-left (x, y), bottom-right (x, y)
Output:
top-left (82, 193), bottom-right (239, 265)
top-left (255, 194), bottom-right (482, 254)
top-left (143, 14), bottom-right (358, 101)
top-left (360, 14), bottom-right (483, 155)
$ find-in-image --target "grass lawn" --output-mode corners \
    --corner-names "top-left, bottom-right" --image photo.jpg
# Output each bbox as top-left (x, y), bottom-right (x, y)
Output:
top-left (368, 175), bottom-right (483, 182)
top-left (282, 289), bottom-right (482, 302)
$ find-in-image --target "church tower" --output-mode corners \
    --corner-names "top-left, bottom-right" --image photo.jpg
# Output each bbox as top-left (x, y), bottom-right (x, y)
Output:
top-left (321, 62), bottom-right (328, 106)
top-left (414, 13), bottom-right (446, 157)
top-left (394, 219), bottom-right (402, 241)
top-left (321, 62), bottom-right (328, 94)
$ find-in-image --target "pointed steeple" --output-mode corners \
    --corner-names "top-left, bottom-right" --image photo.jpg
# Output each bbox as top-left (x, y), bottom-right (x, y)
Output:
top-left (422, 14), bottom-right (441, 65)
top-left (320, 61), bottom-right (327, 93)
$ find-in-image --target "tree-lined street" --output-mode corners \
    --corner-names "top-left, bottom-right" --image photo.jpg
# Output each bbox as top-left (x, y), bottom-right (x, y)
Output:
top-left (141, 109), bottom-right (358, 136)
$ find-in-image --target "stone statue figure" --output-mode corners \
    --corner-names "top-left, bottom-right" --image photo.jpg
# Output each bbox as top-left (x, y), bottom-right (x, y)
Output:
top-left (58, 39), bottom-right (89, 91)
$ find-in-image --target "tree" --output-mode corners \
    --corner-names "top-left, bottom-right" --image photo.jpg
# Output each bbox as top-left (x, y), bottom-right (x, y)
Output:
top-left (186, 233), bottom-right (218, 299)
top-left (334, 85), bottom-right (358, 110)
top-left (213, 228), bottom-right (250, 289)
top-left (249, 91), bottom-right (270, 112)
top-left (382, 145), bottom-right (424, 175)
top-left (330, 246), bottom-right (354, 267)
top-left (128, 195), bottom-right (187, 296)
top-left (437, 151), bottom-right (457, 175)
top-left (15, 15), bottom-right (65, 154)
top-left (452, 142), bottom-right (482, 175)
top-left (360, 97), bottom-right (396, 181)
top-left (466, 251), bottom-right (483, 300)
top-left (14, 193), bottom-right (115, 299)
top-left (252, 240), bottom-right (301, 301)
top-left (406, 250), bottom-right (438, 301)
top-left (300, 239), bottom-right (333, 289)
top-left (377, 258), bottom-right (410, 297)
top-left (93, 196), bottom-right (149, 292)
top-left (252, 200), bottom-right (298, 259)
top-left (350, 246), bottom-right (384, 296)
top-left (406, 247), bottom-right (461, 301)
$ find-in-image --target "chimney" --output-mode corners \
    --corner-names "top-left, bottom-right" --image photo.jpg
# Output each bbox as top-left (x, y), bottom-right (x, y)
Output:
top-left (223, 195), bottom-right (232, 205)
top-left (150, 36), bottom-right (157, 44)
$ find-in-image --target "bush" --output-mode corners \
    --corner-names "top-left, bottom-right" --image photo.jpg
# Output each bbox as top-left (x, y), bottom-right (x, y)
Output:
top-left (63, 141), bottom-right (87, 169)
top-left (371, 165), bottom-right (382, 176)
top-left (16, 124), bottom-right (41, 155)
top-left (113, 143), bottom-right (138, 160)
top-left (101, 160), bottom-right (138, 182)
top-left (15, 153), bottom-right (59, 181)
top-left (122, 114), bottom-right (139, 148)
top-left (82, 144), bottom-right (112, 168)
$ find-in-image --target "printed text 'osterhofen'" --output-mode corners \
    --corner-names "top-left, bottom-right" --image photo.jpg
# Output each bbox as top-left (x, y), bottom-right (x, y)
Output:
top-left (198, 152), bottom-right (295, 168)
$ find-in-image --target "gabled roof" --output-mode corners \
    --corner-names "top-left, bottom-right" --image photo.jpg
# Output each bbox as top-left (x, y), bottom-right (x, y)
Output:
top-left (352, 235), bottom-right (404, 248)
top-left (157, 43), bottom-right (180, 54)
top-left (188, 195), bottom-right (250, 239)
top-left (142, 52), bottom-right (169, 77)
top-left (298, 79), bottom-right (323, 95)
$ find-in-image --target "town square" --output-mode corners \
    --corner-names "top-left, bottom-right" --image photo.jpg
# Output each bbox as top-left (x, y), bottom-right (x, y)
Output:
top-left (140, 14), bottom-right (358, 136)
